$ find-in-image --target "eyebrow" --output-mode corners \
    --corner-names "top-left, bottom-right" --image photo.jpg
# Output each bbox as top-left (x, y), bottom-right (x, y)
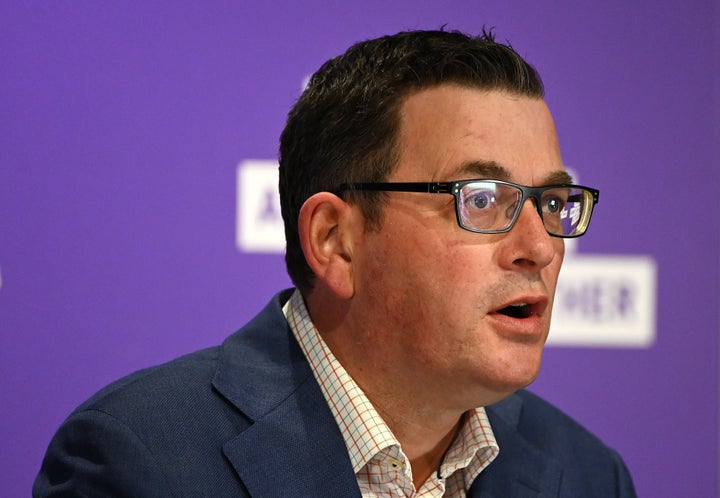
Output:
top-left (543, 170), bottom-right (575, 185)
top-left (454, 160), bottom-right (575, 185)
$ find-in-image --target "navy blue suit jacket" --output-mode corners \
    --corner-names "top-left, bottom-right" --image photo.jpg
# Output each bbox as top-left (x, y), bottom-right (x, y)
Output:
top-left (34, 290), bottom-right (636, 497)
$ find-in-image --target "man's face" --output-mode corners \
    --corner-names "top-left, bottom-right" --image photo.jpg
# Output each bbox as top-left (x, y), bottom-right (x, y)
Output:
top-left (351, 85), bottom-right (566, 408)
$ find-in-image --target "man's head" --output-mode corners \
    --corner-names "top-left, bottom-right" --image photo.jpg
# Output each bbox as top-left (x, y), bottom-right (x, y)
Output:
top-left (278, 29), bottom-right (594, 407)
top-left (279, 29), bottom-right (544, 293)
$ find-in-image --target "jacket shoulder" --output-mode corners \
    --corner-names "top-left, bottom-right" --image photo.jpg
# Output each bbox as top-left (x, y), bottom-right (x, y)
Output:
top-left (33, 292), bottom-right (293, 498)
top-left (511, 390), bottom-right (616, 457)
top-left (76, 346), bottom-right (221, 414)
top-left (483, 390), bottom-right (637, 497)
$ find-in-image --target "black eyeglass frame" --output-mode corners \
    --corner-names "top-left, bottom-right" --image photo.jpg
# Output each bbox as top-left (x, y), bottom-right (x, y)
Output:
top-left (335, 179), bottom-right (600, 238)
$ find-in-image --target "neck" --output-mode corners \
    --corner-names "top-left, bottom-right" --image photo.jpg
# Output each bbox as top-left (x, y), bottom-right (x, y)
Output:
top-left (320, 323), bottom-right (466, 488)
top-left (305, 293), bottom-right (469, 488)
top-left (362, 388), bottom-right (465, 489)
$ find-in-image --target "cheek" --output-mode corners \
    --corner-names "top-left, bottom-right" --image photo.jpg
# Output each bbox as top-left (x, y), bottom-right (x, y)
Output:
top-left (545, 242), bottom-right (565, 290)
top-left (363, 240), bottom-right (435, 304)
top-left (375, 244), bottom-right (492, 340)
top-left (359, 232), bottom-right (449, 316)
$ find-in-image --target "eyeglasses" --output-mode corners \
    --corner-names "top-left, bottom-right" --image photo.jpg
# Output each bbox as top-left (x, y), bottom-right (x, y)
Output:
top-left (336, 179), bottom-right (599, 238)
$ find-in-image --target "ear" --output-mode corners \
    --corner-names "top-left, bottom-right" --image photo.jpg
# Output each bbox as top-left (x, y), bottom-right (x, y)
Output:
top-left (298, 192), bottom-right (360, 299)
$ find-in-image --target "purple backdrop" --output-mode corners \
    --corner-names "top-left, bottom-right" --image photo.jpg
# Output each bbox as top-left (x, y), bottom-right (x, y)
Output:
top-left (2, 1), bottom-right (718, 496)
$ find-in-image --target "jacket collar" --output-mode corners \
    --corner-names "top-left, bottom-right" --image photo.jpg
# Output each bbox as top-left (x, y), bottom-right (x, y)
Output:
top-left (470, 394), bottom-right (563, 497)
top-left (212, 290), bottom-right (361, 497)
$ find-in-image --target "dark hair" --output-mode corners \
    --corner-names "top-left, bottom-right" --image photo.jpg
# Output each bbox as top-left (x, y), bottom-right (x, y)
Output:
top-left (279, 29), bottom-right (544, 292)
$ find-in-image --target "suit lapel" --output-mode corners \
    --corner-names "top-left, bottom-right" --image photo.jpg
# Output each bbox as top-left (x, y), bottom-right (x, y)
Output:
top-left (212, 291), bottom-right (361, 498)
top-left (222, 376), bottom-right (361, 498)
top-left (469, 394), bottom-right (563, 497)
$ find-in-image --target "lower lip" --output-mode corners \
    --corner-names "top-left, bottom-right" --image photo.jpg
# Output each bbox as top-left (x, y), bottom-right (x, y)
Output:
top-left (487, 312), bottom-right (547, 341)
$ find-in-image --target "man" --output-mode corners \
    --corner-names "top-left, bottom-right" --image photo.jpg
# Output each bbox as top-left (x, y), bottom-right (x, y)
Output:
top-left (34, 30), bottom-right (636, 497)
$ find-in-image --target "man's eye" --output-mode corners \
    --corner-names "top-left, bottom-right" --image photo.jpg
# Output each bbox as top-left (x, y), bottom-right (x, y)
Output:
top-left (544, 196), bottom-right (565, 214)
top-left (465, 191), bottom-right (496, 210)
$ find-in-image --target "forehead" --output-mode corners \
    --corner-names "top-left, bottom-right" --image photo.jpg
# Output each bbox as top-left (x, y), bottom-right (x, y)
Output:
top-left (394, 85), bottom-right (565, 185)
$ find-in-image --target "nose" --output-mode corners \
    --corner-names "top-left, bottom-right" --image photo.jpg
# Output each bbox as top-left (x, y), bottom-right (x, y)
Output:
top-left (499, 199), bottom-right (560, 271)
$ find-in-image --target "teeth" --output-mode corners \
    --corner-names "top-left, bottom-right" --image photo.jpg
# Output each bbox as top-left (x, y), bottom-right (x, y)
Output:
top-left (510, 302), bottom-right (528, 307)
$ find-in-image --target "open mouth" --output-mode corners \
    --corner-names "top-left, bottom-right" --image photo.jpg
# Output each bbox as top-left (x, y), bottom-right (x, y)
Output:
top-left (496, 303), bottom-right (534, 319)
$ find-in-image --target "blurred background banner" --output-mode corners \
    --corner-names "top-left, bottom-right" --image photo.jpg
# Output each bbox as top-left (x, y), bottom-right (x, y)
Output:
top-left (2, 1), bottom-right (717, 496)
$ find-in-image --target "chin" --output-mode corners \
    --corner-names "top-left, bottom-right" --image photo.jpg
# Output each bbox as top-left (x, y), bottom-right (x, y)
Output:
top-left (484, 363), bottom-right (543, 401)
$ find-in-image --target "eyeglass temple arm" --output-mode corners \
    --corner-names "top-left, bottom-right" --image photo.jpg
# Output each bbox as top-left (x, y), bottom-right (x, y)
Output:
top-left (567, 191), bottom-right (599, 204)
top-left (336, 182), bottom-right (454, 194)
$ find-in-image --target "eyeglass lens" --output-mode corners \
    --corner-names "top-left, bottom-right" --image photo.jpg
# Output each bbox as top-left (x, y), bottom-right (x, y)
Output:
top-left (457, 181), bottom-right (593, 236)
